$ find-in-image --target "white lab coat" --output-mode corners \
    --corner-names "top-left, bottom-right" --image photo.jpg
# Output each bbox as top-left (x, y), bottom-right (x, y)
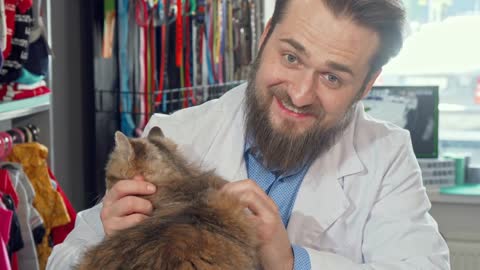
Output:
top-left (47, 83), bottom-right (450, 269)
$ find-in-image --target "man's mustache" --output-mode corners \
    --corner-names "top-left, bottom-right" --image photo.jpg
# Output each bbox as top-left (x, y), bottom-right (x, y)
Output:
top-left (270, 87), bottom-right (323, 117)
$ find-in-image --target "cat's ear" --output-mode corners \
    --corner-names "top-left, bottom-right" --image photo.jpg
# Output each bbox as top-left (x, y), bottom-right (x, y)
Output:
top-left (147, 126), bottom-right (164, 141)
top-left (114, 131), bottom-right (133, 159)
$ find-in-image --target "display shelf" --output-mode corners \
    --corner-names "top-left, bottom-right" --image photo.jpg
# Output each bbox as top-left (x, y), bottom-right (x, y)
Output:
top-left (0, 94), bottom-right (51, 121)
top-left (428, 188), bottom-right (480, 205)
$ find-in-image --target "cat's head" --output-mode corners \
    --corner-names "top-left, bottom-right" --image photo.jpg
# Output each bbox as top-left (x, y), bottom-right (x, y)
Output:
top-left (105, 127), bottom-right (179, 190)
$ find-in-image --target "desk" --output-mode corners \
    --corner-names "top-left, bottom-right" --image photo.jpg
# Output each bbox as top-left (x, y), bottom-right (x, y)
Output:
top-left (428, 191), bottom-right (480, 270)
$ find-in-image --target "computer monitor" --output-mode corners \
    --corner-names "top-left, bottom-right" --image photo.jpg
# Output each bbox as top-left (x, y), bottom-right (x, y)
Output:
top-left (363, 86), bottom-right (439, 158)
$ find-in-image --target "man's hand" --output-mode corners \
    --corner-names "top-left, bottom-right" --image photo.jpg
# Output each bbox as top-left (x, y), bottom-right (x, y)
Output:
top-left (221, 179), bottom-right (294, 270)
top-left (100, 176), bottom-right (156, 236)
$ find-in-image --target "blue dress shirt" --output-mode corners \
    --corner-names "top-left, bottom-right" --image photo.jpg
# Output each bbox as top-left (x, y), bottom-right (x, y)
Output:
top-left (244, 142), bottom-right (312, 270)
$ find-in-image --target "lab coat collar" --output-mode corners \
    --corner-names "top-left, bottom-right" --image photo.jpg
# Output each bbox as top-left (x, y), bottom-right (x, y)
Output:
top-left (331, 102), bottom-right (366, 180)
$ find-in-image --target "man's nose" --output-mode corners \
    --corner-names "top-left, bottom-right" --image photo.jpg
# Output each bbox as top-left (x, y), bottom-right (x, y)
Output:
top-left (288, 70), bottom-right (316, 108)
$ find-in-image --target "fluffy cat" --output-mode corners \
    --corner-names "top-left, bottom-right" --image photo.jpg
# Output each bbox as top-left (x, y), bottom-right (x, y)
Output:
top-left (77, 127), bottom-right (260, 270)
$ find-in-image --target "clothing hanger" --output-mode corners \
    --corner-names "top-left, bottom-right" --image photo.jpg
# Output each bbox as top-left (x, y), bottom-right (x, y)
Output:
top-left (0, 133), bottom-right (5, 159)
top-left (0, 132), bottom-right (13, 159)
top-left (26, 124), bottom-right (40, 141)
top-left (19, 127), bottom-right (33, 142)
top-left (6, 128), bottom-right (25, 144)
top-left (0, 123), bottom-right (40, 159)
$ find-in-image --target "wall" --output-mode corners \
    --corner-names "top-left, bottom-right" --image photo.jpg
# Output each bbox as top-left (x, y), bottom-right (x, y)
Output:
top-left (50, 0), bottom-right (94, 210)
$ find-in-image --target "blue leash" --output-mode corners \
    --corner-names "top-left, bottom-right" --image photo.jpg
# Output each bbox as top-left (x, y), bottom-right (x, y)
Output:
top-left (118, 0), bottom-right (136, 135)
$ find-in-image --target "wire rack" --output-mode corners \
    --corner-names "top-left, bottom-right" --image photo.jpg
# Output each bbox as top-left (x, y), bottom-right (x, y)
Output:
top-left (95, 80), bottom-right (245, 115)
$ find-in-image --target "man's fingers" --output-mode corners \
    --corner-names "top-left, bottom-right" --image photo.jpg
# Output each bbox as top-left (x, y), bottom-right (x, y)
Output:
top-left (107, 196), bottom-right (154, 217)
top-left (121, 213), bottom-right (149, 228)
top-left (222, 179), bottom-right (279, 215)
top-left (106, 214), bottom-right (149, 233)
top-left (238, 190), bottom-right (271, 216)
top-left (132, 175), bottom-right (145, 182)
top-left (104, 179), bottom-right (156, 206)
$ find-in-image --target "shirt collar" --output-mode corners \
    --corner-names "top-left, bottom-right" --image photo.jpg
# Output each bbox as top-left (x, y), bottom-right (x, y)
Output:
top-left (244, 134), bottom-right (310, 178)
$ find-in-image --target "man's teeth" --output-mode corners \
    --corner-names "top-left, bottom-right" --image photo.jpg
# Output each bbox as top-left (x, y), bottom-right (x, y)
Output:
top-left (281, 101), bottom-right (304, 114)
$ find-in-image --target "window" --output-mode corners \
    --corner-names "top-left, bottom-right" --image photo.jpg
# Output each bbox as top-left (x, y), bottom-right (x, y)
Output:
top-left (375, 1), bottom-right (480, 164)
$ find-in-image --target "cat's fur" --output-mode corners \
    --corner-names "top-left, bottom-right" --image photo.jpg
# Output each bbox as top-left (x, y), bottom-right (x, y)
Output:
top-left (77, 127), bottom-right (260, 270)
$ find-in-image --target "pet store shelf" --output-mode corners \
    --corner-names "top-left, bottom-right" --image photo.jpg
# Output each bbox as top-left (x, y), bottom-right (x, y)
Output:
top-left (0, 94), bottom-right (51, 121)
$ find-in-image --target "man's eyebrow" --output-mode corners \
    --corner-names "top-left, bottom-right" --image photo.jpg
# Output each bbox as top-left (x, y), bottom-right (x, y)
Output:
top-left (280, 38), bottom-right (355, 77)
top-left (326, 60), bottom-right (354, 77)
top-left (279, 38), bottom-right (309, 57)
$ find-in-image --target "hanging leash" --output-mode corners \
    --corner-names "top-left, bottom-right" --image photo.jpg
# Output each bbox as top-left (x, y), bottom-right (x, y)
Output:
top-left (118, 0), bottom-right (136, 136)
top-left (226, 0), bottom-right (234, 81)
top-left (148, 18), bottom-right (156, 118)
top-left (155, 0), bottom-right (166, 105)
top-left (195, 0), bottom-right (205, 87)
top-left (206, 0), bottom-right (215, 84)
top-left (217, 0), bottom-right (226, 83)
top-left (183, 0), bottom-right (191, 108)
top-left (175, 0), bottom-right (183, 68)
top-left (249, 0), bottom-right (256, 62)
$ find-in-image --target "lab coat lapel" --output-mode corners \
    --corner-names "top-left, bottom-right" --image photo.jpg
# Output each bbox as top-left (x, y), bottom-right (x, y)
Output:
top-left (199, 96), bottom-right (248, 182)
top-left (288, 104), bottom-right (365, 240)
top-left (287, 152), bottom-right (351, 241)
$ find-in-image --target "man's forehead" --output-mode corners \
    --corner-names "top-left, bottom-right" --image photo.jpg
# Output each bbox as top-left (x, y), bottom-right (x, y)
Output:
top-left (274, 0), bottom-right (379, 76)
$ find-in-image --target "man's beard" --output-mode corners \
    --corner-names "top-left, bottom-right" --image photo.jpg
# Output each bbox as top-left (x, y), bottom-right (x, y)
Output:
top-left (244, 55), bottom-right (357, 173)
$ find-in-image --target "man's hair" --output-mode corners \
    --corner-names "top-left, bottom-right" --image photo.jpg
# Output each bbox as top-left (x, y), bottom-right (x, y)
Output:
top-left (266, 0), bottom-right (406, 74)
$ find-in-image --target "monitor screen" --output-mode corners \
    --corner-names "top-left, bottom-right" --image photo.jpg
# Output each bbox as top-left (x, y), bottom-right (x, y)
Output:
top-left (363, 86), bottom-right (439, 158)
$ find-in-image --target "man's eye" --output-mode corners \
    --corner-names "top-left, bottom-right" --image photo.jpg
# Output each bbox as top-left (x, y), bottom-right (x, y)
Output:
top-left (326, 74), bottom-right (339, 83)
top-left (284, 54), bottom-right (298, 64)
top-left (322, 73), bottom-right (342, 88)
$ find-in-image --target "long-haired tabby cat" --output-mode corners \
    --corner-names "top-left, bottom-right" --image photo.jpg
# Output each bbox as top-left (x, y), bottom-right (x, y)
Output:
top-left (77, 127), bottom-right (260, 270)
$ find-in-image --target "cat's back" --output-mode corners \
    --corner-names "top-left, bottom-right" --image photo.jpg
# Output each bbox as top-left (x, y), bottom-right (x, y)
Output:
top-left (77, 187), bottom-right (259, 270)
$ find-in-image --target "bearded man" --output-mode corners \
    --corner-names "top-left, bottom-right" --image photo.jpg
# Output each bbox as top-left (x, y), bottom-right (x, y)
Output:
top-left (48, 0), bottom-right (450, 269)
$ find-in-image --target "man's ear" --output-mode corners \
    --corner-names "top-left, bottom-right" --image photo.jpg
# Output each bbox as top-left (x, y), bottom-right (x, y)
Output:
top-left (360, 69), bottom-right (382, 99)
top-left (258, 19), bottom-right (273, 50)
